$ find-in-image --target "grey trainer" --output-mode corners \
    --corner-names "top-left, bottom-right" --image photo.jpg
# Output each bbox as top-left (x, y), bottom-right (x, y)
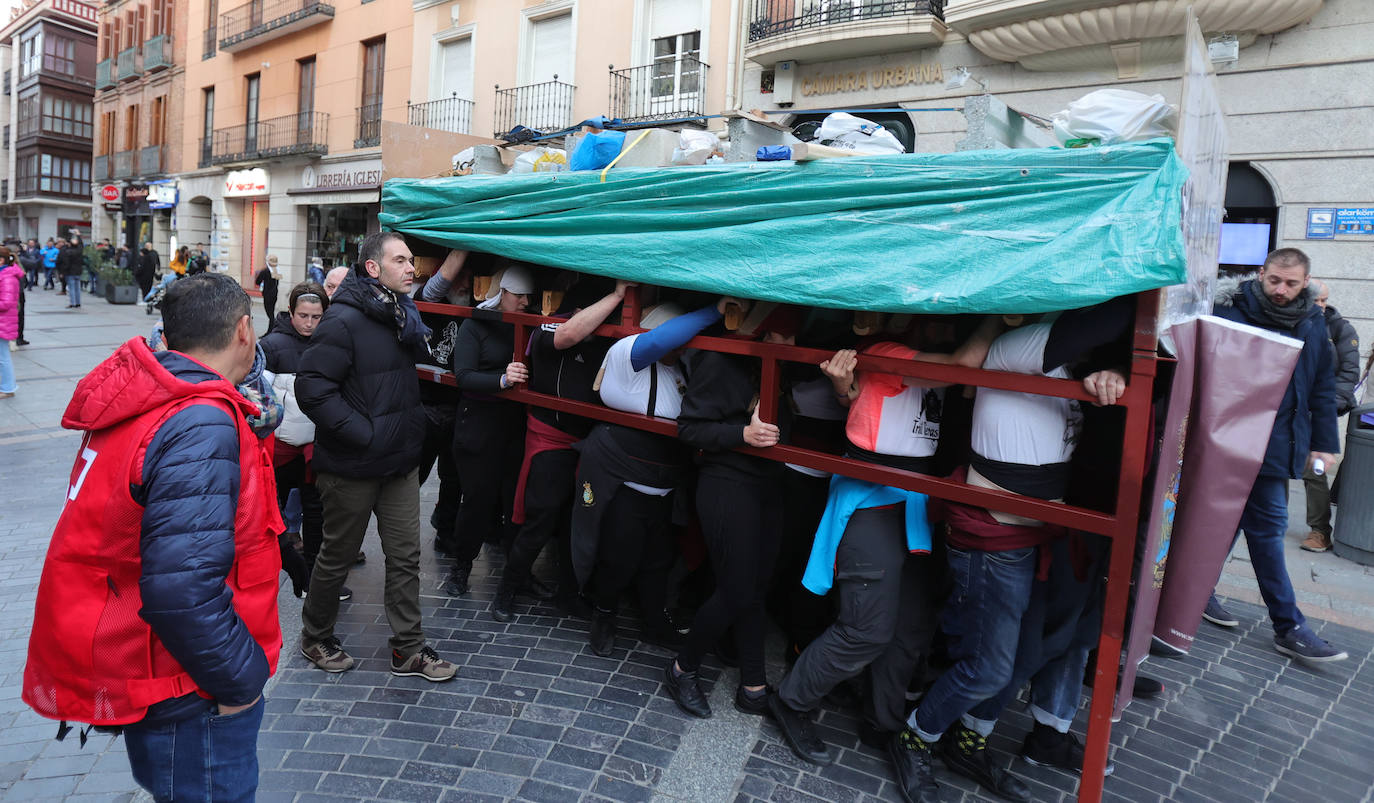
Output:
top-left (391, 645), bottom-right (457, 682)
top-left (301, 636), bottom-right (355, 673)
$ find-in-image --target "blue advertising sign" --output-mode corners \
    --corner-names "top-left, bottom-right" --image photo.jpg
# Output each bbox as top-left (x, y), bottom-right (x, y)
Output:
top-left (1306, 208), bottom-right (1335, 239)
top-left (1335, 208), bottom-right (1374, 234)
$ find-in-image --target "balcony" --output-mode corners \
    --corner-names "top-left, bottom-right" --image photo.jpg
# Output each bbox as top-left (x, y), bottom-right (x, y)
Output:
top-left (94, 154), bottom-right (109, 181)
top-left (144, 34), bottom-right (172, 72)
top-left (141, 144), bottom-right (164, 175)
top-left (219, 0), bottom-right (335, 53)
top-left (610, 57), bottom-right (709, 125)
top-left (408, 94), bottom-right (473, 136)
top-left (745, 0), bottom-right (947, 66)
top-left (355, 102), bottom-right (381, 148)
top-left (946, 0), bottom-right (1323, 73)
top-left (207, 111), bottom-right (329, 164)
top-left (117, 47), bottom-right (142, 81)
top-left (97, 58), bottom-right (114, 89)
top-left (112, 149), bottom-right (139, 179)
top-left (494, 79), bottom-right (575, 139)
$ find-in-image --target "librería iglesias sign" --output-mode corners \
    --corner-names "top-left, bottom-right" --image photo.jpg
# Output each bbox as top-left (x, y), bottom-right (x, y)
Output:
top-left (801, 62), bottom-right (945, 96)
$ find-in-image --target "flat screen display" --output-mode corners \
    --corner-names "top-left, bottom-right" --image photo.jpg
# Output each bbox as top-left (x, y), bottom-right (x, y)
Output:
top-left (1218, 222), bottom-right (1271, 266)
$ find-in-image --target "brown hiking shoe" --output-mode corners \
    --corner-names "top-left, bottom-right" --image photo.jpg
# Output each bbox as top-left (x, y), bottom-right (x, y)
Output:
top-left (301, 637), bottom-right (355, 673)
top-left (1300, 531), bottom-right (1332, 553)
top-left (391, 645), bottom-right (456, 682)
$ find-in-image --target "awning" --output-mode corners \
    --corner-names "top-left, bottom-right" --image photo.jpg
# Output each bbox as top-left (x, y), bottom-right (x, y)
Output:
top-left (379, 139), bottom-right (1186, 314)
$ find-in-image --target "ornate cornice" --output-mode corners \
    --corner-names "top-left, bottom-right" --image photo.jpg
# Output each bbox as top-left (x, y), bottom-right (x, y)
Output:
top-left (953, 0), bottom-right (1323, 65)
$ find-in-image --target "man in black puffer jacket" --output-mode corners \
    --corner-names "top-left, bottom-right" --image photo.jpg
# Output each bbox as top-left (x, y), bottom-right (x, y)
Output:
top-left (295, 231), bottom-right (456, 682)
top-left (1300, 279), bottom-right (1360, 553)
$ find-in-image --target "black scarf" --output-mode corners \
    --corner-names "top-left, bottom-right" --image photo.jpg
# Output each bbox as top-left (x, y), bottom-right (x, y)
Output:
top-left (358, 274), bottom-right (433, 351)
top-left (1245, 280), bottom-right (1312, 331)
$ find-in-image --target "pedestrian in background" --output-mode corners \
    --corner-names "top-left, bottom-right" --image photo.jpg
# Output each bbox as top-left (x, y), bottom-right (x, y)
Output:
top-left (40, 238), bottom-right (59, 290)
top-left (58, 236), bottom-right (84, 309)
top-left (1301, 279), bottom-right (1359, 553)
top-left (254, 256), bottom-right (282, 332)
top-left (136, 242), bottom-right (160, 299)
top-left (19, 239), bottom-right (40, 290)
top-left (0, 247), bottom-right (23, 398)
top-left (23, 273), bottom-right (280, 801)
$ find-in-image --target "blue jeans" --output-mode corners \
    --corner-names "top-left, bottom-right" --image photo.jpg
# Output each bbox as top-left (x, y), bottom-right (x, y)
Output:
top-left (144, 272), bottom-right (176, 302)
top-left (910, 544), bottom-right (1036, 740)
top-left (123, 696), bottom-right (265, 803)
top-left (1235, 475), bottom-right (1305, 635)
top-left (66, 276), bottom-right (81, 306)
top-left (0, 339), bottom-right (16, 393)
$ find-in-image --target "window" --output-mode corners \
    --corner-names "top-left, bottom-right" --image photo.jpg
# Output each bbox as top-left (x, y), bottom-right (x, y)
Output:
top-left (41, 94), bottom-right (94, 139)
top-left (652, 31), bottom-right (701, 99)
top-left (43, 34), bottom-right (77, 75)
top-left (150, 0), bottom-right (173, 38)
top-left (101, 110), bottom-right (118, 155)
top-left (361, 38), bottom-right (385, 110)
top-left (20, 32), bottom-right (42, 77)
top-left (204, 0), bottom-right (218, 58)
top-left (527, 13), bottom-right (571, 83)
top-left (17, 90), bottom-right (40, 137)
top-left (298, 57), bottom-right (315, 117)
top-left (245, 73), bottom-right (260, 149)
top-left (100, 23), bottom-right (112, 60)
top-left (124, 103), bottom-right (140, 151)
top-left (36, 153), bottom-right (91, 196)
top-left (201, 87), bottom-right (214, 163)
top-left (437, 36), bottom-right (473, 100)
top-left (150, 95), bottom-right (166, 146)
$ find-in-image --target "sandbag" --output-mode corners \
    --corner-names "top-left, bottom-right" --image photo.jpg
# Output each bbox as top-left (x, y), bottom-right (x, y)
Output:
top-left (1052, 89), bottom-right (1178, 146)
top-left (511, 147), bottom-right (569, 174)
top-left (815, 112), bottom-right (906, 155)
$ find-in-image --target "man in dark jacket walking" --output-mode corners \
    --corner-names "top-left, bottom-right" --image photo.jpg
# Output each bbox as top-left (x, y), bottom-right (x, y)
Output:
top-left (295, 231), bottom-right (456, 681)
top-left (1300, 280), bottom-right (1359, 552)
top-left (136, 242), bottom-right (160, 298)
top-left (23, 273), bottom-right (281, 801)
top-left (57, 237), bottom-right (84, 308)
top-left (1209, 248), bottom-right (1345, 663)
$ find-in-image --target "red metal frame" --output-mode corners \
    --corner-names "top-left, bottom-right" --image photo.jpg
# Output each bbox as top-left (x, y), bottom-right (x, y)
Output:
top-left (415, 287), bottom-right (1160, 802)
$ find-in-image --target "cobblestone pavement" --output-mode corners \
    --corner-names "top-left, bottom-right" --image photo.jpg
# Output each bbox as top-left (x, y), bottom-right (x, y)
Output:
top-left (3, 288), bottom-right (1374, 802)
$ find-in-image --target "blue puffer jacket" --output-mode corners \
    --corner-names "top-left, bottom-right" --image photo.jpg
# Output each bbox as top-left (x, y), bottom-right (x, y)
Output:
top-left (1213, 280), bottom-right (1340, 479)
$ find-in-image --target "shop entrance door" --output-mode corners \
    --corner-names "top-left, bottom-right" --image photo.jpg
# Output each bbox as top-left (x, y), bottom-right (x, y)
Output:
top-left (245, 199), bottom-right (269, 285)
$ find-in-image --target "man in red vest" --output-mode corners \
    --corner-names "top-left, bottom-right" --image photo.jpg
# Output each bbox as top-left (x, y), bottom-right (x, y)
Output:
top-left (24, 273), bottom-right (282, 803)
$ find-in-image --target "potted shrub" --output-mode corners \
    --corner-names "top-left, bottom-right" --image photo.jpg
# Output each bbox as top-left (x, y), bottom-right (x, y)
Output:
top-left (100, 267), bottom-right (140, 304)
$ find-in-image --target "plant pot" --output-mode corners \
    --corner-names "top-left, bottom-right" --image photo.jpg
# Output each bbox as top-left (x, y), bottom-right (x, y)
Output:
top-left (106, 284), bottom-right (140, 305)
top-left (90, 277), bottom-right (106, 297)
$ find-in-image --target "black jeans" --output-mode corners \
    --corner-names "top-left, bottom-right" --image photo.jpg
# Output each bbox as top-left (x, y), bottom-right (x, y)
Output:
top-left (677, 470), bottom-right (784, 689)
top-left (418, 402), bottom-right (460, 547)
top-left (768, 469), bottom-right (835, 653)
top-left (451, 398), bottom-right (525, 569)
top-left (591, 485), bottom-right (676, 630)
top-left (777, 503), bottom-right (944, 733)
top-left (504, 447), bottom-right (579, 595)
top-left (275, 454), bottom-right (323, 569)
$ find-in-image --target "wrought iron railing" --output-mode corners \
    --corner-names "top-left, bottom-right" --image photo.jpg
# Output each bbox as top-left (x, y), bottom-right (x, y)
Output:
top-left (355, 102), bottom-right (381, 148)
top-left (112, 149), bottom-right (138, 178)
top-left (96, 58), bottom-right (114, 89)
top-left (204, 27), bottom-right (217, 59)
top-left (140, 144), bottom-right (164, 174)
top-left (219, 0), bottom-right (334, 50)
top-left (116, 47), bottom-right (142, 80)
top-left (748, 0), bottom-right (944, 41)
top-left (408, 94), bottom-right (473, 135)
top-left (610, 57), bottom-right (709, 123)
top-left (143, 34), bottom-right (172, 71)
top-left (208, 111), bottom-right (329, 163)
top-left (94, 154), bottom-right (108, 180)
top-left (198, 138), bottom-right (213, 168)
top-left (494, 78), bottom-right (575, 138)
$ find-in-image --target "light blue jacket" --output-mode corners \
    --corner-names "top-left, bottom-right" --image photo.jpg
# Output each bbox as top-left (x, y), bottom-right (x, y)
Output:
top-left (802, 474), bottom-right (931, 595)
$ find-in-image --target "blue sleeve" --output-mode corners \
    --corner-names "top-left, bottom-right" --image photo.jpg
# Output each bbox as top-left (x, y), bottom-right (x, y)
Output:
top-left (630, 306), bottom-right (721, 372)
top-left (136, 404), bottom-right (269, 707)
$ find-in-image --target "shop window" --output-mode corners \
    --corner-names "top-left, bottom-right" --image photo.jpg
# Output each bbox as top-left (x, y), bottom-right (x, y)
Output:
top-left (308, 204), bottom-right (372, 268)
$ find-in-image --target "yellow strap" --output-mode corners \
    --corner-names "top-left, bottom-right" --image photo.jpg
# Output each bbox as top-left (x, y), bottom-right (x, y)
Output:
top-left (600, 130), bottom-right (652, 183)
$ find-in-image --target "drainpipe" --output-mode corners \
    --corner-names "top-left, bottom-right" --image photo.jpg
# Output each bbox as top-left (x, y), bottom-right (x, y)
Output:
top-left (725, 0), bottom-right (741, 111)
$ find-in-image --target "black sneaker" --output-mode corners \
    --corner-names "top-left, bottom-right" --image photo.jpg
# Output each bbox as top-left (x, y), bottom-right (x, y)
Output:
top-left (1274, 625), bottom-right (1348, 663)
top-left (490, 578), bottom-right (516, 622)
top-left (940, 722), bottom-right (1030, 802)
top-left (1149, 635), bottom-right (1187, 659)
top-left (734, 685), bottom-right (771, 716)
top-left (443, 566), bottom-right (470, 597)
top-left (1202, 594), bottom-right (1239, 628)
top-left (590, 608), bottom-right (617, 657)
top-left (766, 693), bottom-right (833, 765)
top-left (517, 576), bottom-right (557, 601)
top-left (663, 660), bottom-right (712, 718)
top-left (1020, 722), bottom-right (1114, 776)
top-left (888, 731), bottom-right (940, 803)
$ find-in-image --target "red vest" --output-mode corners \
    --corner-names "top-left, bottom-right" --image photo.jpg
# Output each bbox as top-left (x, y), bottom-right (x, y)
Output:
top-left (23, 390), bottom-right (283, 726)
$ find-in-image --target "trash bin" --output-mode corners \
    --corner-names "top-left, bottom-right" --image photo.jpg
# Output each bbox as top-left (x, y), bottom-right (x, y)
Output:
top-left (1332, 402), bottom-right (1374, 566)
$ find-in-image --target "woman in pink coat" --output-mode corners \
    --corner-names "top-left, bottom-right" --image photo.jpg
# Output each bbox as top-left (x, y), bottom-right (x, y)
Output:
top-left (0, 246), bottom-right (23, 397)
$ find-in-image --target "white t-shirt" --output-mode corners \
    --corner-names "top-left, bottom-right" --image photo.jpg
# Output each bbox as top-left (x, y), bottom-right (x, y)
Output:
top-left (970, 323), bottom-right (1082, 467)
top-left (597, 334), bottom-right (687, 419)
top-left (845, 342), bottom-right (944, 458)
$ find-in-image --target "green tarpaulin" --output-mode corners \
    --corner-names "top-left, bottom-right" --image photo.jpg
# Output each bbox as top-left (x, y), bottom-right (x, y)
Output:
top-left (380, 139), bottom-right (1186, 314)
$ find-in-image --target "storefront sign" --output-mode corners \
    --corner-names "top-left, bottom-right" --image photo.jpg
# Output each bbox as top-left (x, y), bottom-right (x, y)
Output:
top-left (299, 160), bottom-right (384, 191)
top-left (122, 183), bottom-right (150, 216)
top-left (99, 184), bottom-right (120, 202)
top-left (1334, 207), bottom-right (1374, 234)
top-left (148, 181), bottom-right (178, 209)
top-left (1306, 208), bottom-right (1335, 239)
top-left (801, 63), bottom-right (945, 97)
top-left (224, 168), bottom-right (270, 197)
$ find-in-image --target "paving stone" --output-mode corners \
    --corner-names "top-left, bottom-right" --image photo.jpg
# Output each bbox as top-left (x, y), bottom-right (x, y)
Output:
top-left (377, 778), bottom-right (445, 803)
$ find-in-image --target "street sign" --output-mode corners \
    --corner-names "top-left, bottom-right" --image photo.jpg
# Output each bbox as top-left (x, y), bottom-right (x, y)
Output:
top-left (1306, 208), bottom-right (1335, 239)
top-left (100, 184), bottom-right (120, 202)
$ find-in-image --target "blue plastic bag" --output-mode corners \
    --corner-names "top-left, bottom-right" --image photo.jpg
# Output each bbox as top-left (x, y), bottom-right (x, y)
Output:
top-left (570, 130), bottom-right (627, 171)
